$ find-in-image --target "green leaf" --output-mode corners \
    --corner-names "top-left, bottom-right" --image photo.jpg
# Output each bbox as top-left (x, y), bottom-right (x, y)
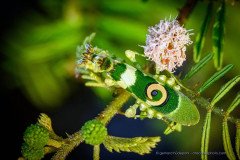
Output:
top-left (198, 64), bottom-right (233, 94)
top-left (38, 113), bottom-right (53, 132)
top-left (212, 1), bottom-right (225, 70)
top-left (76, 33), bottom-right (96, 58)
top-left (236, 122), bottom-right (240, 159)
top-left (211, 76), bottom-right (240, 107)
top-left (103, 136), bottom-right (160, 155)
top-left (164, 122), bottom-right (182, 135)
top-left (226, 92), bottom-right (240, 115)
top-left (223, 121), bottom-right (236, 160)
top-left (84, 33), bottom-right (96, 44)
top-left (201, 112), bottom-right (211, 160)
top-left (193, 2), bottom-right (213, 63)
top-left (183, 53), bottom-right (213, 81)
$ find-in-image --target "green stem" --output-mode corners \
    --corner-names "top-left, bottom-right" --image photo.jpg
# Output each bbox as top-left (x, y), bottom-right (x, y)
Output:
top-left (47, 139), bottom-right (63, 148)
top-left (52, 90), bottom-right (130, 160)
top-left (52, 131), bottom-right (83, 160)
top-left (186, 91), bottom-right (239, 124)
top-left (93, 145), bottom-right (100, 160)
top-left (96, 89), bottom-right (131, 125)
top-left (169, 72), bottom-right (238, 124)
top-left (44, 146), bottom-right (57, 154)
top-left (177, 0), bottom-right (199, 25)
top-left (168, 71), bottom-right (195, 94)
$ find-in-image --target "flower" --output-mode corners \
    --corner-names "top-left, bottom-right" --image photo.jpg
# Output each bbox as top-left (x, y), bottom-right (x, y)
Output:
top-left (23, 124), bottom-right (49, 148)
top-left (21, 143), bottom-right (44, 160)
top-left (81, 119), bottom-right (108, 145)
top-left (143, 19), bottom-right (192, 72)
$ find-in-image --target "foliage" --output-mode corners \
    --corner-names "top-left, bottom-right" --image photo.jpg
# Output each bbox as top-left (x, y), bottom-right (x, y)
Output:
top-left (12, 0), bottom-right (240, 160)
top-left (103, 136), bottom-right (160, 155)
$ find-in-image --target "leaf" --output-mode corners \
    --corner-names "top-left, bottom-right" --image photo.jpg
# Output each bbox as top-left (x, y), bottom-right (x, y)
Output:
top-left (226, 92), bottom-right (240, 114)
top-left (236, 122), bottom-right (240, 159)
top-left (164, 122), bottom-right (182, 135)
top-left (38, 113), bottom-right (53, 131)
top-left (193, 2), bottom-right (213, 63)
top-left (183, 53), bottom-right (213, 81)
top-left (83, 33), bottom-right (96, 44)
top-left (212, 1), bottom-right (225, 70)
top-left (103, 136), bottom-right (160, 155)
top-left (211, 76), bottom-right (240, 107)
top-left (85, 82), bottom-right (106, 87)
top-left (223, 121), bottom-right (236, 160)
top-left (76, 33), bottom-right (95, 58)
top-left (201, 112), bottom-right (212, 160)
top-left (198, 64), bottom-right (233, 94)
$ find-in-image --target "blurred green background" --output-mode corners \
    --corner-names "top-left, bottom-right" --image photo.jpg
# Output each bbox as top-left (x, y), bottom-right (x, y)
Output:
top-left (1, 0), bottom-right (239, 159)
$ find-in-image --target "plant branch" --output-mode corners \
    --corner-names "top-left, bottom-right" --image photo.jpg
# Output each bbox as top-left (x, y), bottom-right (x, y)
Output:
top-left (51, 90), bottom-right (131, 159)
top-left (52, 131), bottom-right (83, 160)
top-left (93, 145), bottom-right (100, 160)
top-left (172, 74), bottom-right (238, 124)
top-left (177, 0), bottom-right (199, 25)
top-left (186, 91), bottom-right (239, 124)
top-left (96, 89), bottom-right (131, 125)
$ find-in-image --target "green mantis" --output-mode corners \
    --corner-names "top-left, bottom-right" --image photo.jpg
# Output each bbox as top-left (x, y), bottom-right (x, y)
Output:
top-left (76, 33), bottom-right (200, 134)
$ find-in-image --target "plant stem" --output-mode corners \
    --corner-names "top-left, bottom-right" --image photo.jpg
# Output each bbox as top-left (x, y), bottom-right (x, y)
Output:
top-left (96, 89), bottom-right (131, 125)
top-left (177, 0), bottom-right (199, 25)
top-left (52, 131), bottom-right (83, 160)
top-left (172, 74), bottom-right (238, 124)
top-left (52, 90), bottom-right (130, 160)
top-left (47, 139), bottom-right (63, 148)
top-left (93, 145), bottom-right (100, 160)
top-left (186, 91), bottom-right (239, 124)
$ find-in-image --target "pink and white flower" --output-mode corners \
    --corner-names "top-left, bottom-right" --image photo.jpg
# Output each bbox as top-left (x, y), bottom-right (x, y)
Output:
top-left (143, 19), bottom-right (192, 72)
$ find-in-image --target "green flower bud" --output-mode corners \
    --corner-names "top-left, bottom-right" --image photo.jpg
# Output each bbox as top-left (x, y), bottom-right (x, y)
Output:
top-left (21, 143), bottom-right (44, 160)
top-left (81, 119), bottom-right (107, 145)
top-left (23, 124), bottom-right (49, 148)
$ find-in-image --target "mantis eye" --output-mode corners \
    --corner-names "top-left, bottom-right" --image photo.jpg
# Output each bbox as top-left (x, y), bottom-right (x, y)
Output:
top-left (146, 83), bottom-right (168, 106)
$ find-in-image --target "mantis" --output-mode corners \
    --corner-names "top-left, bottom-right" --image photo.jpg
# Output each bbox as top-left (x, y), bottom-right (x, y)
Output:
top-left (75, 33), bottom-right (200, 135)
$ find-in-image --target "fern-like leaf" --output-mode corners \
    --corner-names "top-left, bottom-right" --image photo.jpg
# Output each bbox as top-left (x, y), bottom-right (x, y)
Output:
top-left (198, 64), bottom-right (233, 94)
top-left (201, 112), bottom-right (212, 160)
top-left (212, 1), bottom-right (225, 70)
top-left (211, 76), bottom-right (240, 107)
top-left (38, 113), bottom-right (63, 141)
top-left (223, 120), bottom-right (236, 160)
top-left (183, 53), bottom-right (213, 81)
top-left (38, 113), bottom-right (53, 131)
top-left (226, 93), bottom-right (240, 115)
top-left (222, 93), bottom-right (239, 160)
top-left (236, 121), bottom-right (240, 159)
top-left (103, 136), bottom-right (160, 155)
top-left (193, 2), bottom-right (213, 63)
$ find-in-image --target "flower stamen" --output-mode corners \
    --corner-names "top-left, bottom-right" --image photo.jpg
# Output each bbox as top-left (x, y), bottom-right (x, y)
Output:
top-left (143, 19), bottom-right (192, 72)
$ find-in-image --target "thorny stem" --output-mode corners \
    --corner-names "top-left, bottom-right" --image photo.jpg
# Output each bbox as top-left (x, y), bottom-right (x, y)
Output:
top-left (52, 131), bottom-right (83, 160)
top-left (185, 90), bottom-right (239, 124)
top-left (52, 90), bottom-right (131, 160)
top-left (171, 74), bottom-right (238, 124)
top-left (177, 0), bottom-right (199, 25)
top-left (93, 145), bottom-right (100, 160)
top-left (44, 146), bottom-right (57, 155)
top-left (47, 139), bottom-right (63, 148)
top-left (96, 89), bottom-right (131, 125)
top-left (176, 0), bottom-right (239, 123)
